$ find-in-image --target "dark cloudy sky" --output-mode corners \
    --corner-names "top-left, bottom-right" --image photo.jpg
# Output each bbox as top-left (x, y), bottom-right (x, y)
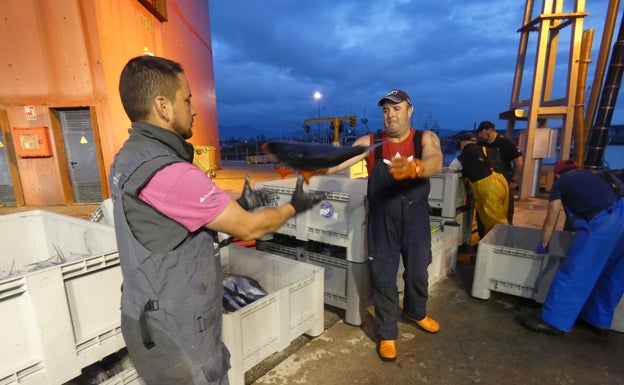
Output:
top-left (209, 1), bottom-right (621, 141)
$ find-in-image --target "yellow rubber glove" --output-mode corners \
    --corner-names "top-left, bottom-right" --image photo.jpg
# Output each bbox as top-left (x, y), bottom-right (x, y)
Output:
top-left (389, 156), bottom-right (424, 180)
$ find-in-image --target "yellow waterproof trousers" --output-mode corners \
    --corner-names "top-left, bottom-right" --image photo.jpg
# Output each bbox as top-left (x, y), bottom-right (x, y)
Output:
top-left (470, 172), bottom-right (509, 236)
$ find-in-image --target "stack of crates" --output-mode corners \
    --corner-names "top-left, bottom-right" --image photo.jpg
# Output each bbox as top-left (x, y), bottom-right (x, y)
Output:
top-left (255, 174), bottom-right (460, 326)
top-left (255, 176), bottom-right (370, 326)
top-left (0, 209), bottom-right (324, 385)
top-left (428, 170), bottom-right (473, 245)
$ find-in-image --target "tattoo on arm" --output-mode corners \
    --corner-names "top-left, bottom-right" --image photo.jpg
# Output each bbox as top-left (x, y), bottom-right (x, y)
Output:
top-left (429, 134), bottom-right (441, 150)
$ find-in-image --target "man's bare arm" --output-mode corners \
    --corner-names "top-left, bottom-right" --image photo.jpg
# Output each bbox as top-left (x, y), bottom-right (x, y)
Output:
top-left (419, 130), bottom-right (443, 178)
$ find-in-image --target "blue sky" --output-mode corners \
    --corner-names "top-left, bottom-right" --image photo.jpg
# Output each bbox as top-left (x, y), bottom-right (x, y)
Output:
top-left (209, 1), bottom-right (622, 141)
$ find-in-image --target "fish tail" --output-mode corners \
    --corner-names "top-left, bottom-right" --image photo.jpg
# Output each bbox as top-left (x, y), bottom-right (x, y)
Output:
top-left (363, 141), bottom-right (386, 152)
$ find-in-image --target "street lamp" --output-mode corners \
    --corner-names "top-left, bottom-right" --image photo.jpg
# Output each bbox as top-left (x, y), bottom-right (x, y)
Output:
top-left (313, 92), bottom-right (322, 142)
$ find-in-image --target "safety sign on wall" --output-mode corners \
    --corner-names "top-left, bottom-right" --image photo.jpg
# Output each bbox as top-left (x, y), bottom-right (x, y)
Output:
top-left (24, 106), bottom-right (37, 121)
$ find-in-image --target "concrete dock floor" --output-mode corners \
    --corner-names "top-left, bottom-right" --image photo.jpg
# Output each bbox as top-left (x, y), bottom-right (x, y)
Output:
top-left (3, 160), bottom-right (622, 385)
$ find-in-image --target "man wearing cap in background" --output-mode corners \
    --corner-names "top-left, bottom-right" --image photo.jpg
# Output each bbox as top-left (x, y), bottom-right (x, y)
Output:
top-left (476, 120), bottom-right (523, 225)
top-left (518, 160), bottom-right (624, 336)
top-left (447, 132), bottom-right (509, 238)
top-left (321, 88), bottom-right (443, 362)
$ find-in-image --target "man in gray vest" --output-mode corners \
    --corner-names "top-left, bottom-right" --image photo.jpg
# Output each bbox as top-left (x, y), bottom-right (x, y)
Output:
top-left (110, 55), bottom-right (325, 385)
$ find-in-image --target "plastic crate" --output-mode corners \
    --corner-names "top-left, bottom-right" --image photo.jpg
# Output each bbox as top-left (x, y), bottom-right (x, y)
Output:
top-left (256, 176), bottom-right (368, 263)
top-left (428, 171), bottom-right (467, 218)
top-left (430, 206), bottom-right (474, 246)
top-left (220, 245), bottom-right (324, 385)
top-left (91, 198), bottom-right (114, 225)
top-left (0, 267), bottom-right (80, 385)
top-left (0, 210), bottom-right (120, 385)
top-left (471, 224), bottom-right (624, 332)
top-left (100, 367), bottom-right (144, 385)
top-left (63, 254), bottom-right (125, 368)
top-left (255, 234), bottom-right (307, 261)
top-left (397, 228), bottom-right (458, 292)
top-left (297, 249), bottom-right (370, 326)
top-left (253, 178), bottom-right (302, 239)
top-left (471, 225), bottom-right (574, 302)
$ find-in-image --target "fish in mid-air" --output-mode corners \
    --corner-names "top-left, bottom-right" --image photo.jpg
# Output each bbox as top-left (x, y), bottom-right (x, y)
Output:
top-left (261, 141), bottom-right (383, 171)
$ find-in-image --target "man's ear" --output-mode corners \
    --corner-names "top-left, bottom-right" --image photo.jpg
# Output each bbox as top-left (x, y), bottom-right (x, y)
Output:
top-left (154, 95), bottom-right (170, 123)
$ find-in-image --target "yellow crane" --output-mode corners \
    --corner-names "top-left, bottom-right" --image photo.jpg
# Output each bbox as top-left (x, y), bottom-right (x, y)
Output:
top-left (303, 115), bottom-right (357, 146)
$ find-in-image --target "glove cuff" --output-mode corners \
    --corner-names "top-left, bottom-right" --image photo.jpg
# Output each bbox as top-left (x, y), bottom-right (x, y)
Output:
top-left (410, 159), bottom-right (424, 178)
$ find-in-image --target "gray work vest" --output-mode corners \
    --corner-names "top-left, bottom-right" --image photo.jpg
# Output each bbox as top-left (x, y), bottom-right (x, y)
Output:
top-left (109, 126), bottom-right (230, 384)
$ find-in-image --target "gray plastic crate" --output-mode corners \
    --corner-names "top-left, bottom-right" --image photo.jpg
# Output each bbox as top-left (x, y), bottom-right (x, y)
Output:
top-left (0, 210), bottom-right (121, 385)
top-left (471, 224), bottom-right (574, 302)
top-left (255, 176), bottom-right (368, 263)
top-left (428, 171), bottom-right (468, 218)
top-left (298, 250), bottom-right (370, 326)
top-left (220, 245), bottom-right (324, 385)
top-left (471, 224), bottom-right (624, 332)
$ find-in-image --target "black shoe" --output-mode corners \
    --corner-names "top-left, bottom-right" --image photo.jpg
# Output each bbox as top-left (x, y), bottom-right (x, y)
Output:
top-left (577, 318), bottom-right (610, 337)
top-left (517, 314), bottom-right (565, 336)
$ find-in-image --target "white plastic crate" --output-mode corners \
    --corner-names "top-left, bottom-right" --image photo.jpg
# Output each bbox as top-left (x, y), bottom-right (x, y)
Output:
top-left (471, 225), bottom-right (573, 301)
top-left (471, 224), bottom-right (624, 332)
top-left (397, 228), bottom-right (458, 292)
top-left (62, 254), bottom-right (125, 368)
top-left (429, 230), bottom-right (459, 285)
top-left (430, 206), bottom-right (474, 246)
top-left (254, 178), bottom-right (303, 239)
top-left (91, 198), bottom-right (114, 225)
top-left (0, 267), bottom-right (80, 385)
top-left (256, 176), bottom-right (368, 263)
top-left (0, 210), bottom-right (120, 385)
top-left (0, 210), bottom-right (117, 273)
top-left (220, 245), bottom-right (324, 385)
top-left (100, 367), bottom-right (145, 385)
top-left (428, 171), bottom-right (468, 218)
top-left (297, 250), bottom-right (370, 326)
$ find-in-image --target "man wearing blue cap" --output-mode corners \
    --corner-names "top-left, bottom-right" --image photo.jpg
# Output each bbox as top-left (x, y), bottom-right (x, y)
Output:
top-left (323, 89), bottom-right (444, 361)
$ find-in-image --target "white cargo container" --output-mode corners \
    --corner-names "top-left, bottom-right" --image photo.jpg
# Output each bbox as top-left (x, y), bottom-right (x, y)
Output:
top-left (471, 224), bottom-right (624, 332)
top-left (220, 245), bottom-right (324, 385)
top-left (0, 210), bottom-right (121, 385)
top-left (397, 229), bottom-right (458, 292)
top-left (428, 171), bottom-right (468, 218)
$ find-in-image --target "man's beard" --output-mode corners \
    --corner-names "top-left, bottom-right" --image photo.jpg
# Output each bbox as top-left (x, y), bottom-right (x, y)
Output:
top-left (173, 121), bottom-right (193, 139)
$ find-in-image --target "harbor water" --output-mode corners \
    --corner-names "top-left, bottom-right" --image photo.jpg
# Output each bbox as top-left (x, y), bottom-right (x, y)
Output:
top-left (444, 144), bottom-right (624, 169)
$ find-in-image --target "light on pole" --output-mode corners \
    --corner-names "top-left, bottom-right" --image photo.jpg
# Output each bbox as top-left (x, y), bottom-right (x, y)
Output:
top-left (313, 91), bottom-right (322, 142)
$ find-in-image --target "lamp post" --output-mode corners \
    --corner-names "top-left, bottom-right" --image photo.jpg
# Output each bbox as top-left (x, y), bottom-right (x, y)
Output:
top-left (313, 91), bottom-right (322, 143)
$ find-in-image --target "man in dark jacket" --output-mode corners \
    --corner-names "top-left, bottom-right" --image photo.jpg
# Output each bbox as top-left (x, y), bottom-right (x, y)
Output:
top-left (110, 55), bottom-right (325, 385)
top-left (447, 132), bottom-right (508, 238)
top-left (518, 160), bottom-right (624, 336)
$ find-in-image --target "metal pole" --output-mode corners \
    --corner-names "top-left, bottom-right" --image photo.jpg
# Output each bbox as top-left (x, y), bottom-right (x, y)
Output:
top-left (318, 102), bottom-right (321, 142)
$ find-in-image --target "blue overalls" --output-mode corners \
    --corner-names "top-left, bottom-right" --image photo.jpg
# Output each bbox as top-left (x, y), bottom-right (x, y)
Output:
top-left (366, 129), bottom-right (432, 340)
top-left (541, 170), bottom-right (624, 331)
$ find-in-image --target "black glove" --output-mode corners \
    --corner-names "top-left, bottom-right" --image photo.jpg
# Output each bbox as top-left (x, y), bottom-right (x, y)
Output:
top-left (290, 175), bottom-right (327, 214)
top-left (236, 175), bottom-right (277, 211)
